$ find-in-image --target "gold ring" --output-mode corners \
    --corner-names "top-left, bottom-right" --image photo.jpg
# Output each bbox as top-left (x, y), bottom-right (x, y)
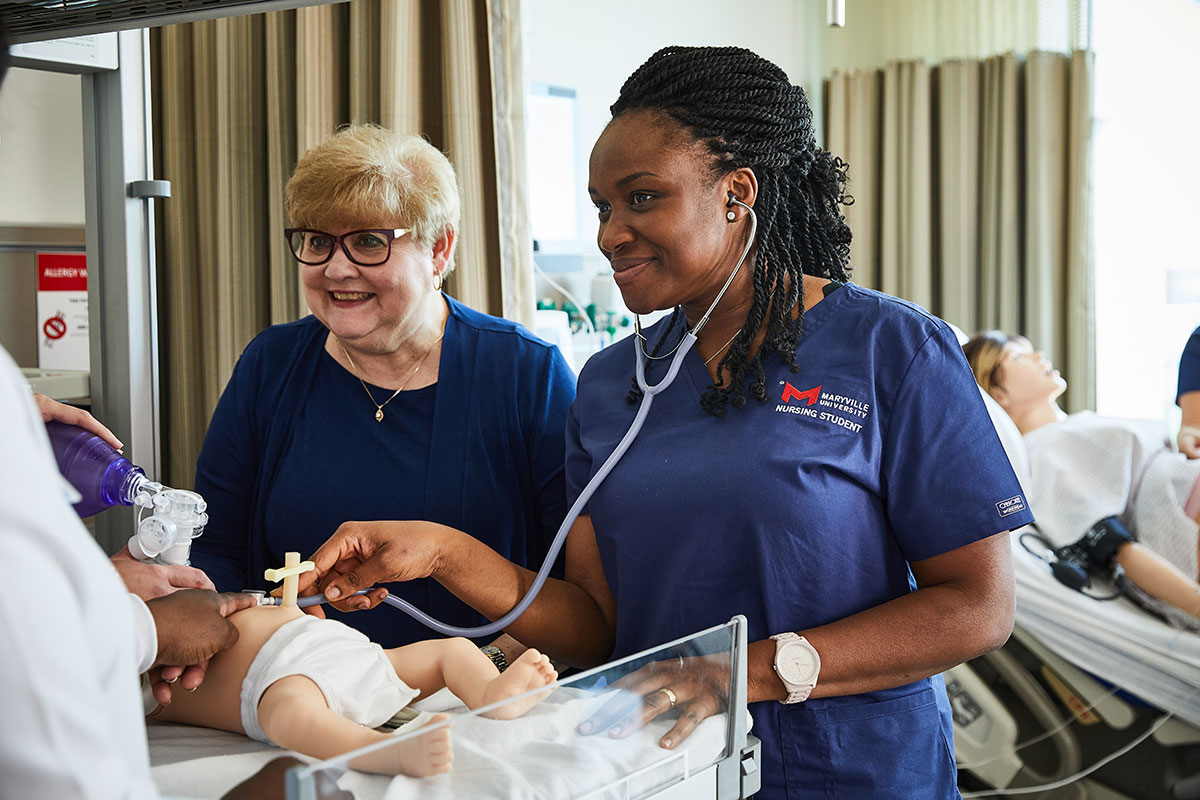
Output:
top-left (657, 687), bottom-right (677, 709)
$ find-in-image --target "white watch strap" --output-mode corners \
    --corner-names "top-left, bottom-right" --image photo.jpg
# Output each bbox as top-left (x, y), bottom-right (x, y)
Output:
top-left (784, 685), bottom-right (814, 703)
top-left (771, 632), bottom-right (818, 704)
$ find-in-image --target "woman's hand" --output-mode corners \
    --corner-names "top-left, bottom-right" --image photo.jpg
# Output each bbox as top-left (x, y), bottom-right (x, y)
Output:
top-left (146, 590), bottom-right (256, 704)
top-left (111, 546), bottom-right (215, 600)
top-left (1178, 425), bottom-right (1200, 459)
top-left (296, 520), bottom-right (455, 616)
top-left (33, 393), bottom-right (124, 450)
top-left (577, 654), bottom-right (731, 750)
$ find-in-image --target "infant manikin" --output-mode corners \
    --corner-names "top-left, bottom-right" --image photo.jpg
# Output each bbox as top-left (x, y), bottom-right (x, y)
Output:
top-left (153, 605), bottom-right (557, 776)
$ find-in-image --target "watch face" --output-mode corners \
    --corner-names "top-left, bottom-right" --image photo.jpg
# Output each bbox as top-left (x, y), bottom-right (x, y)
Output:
top-left (777, 641), bottom-right (819, 685)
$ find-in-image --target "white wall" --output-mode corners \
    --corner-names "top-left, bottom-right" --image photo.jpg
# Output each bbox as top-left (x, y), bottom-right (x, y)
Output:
top-left (0, 67), bottom-right (86, 226)
top-left (524, 0), bottom-right (812, 310)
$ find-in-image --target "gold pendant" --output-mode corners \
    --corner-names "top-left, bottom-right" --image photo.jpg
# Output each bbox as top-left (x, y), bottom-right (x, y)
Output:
top-left (375, 408), bottom-right (384, 422)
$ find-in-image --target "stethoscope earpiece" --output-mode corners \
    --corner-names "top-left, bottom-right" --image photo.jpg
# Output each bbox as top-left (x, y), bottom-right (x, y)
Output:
top-left (726, 194), bottom-right (751, 221)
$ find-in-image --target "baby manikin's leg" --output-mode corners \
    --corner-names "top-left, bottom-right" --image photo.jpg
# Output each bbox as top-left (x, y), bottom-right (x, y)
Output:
top-left (386, 638), bottom-right (558, 720)
top-left (257, 675), bottom-right (452, 777)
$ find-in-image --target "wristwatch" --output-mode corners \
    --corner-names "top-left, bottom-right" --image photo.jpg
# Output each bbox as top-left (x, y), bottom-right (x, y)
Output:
top-left (480, 644), bottom-right (509, 673)
top-left (770, 633), bottom-right (820, 704)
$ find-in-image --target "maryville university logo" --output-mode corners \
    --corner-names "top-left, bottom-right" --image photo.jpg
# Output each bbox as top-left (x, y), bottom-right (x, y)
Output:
top-left (776, 381), bottom-right (870, 433)
top-left (781, 382), bottom-right (821, 405)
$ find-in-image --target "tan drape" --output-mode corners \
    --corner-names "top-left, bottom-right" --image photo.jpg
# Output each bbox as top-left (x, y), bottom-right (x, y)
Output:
top-left (152, 0), bottom-right (531, 488)
top-left (825, 50), bottom-right (1094, 411)
top-left (825, 70), bottom-right (881, 291)
top-left (881, 60), bottom-right (932, 308)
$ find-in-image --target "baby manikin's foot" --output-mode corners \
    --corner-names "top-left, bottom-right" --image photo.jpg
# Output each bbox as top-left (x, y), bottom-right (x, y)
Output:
top-left (479, 649), bottom-right (558, 720)
top-left (352, 713), bottom-right (453, 777)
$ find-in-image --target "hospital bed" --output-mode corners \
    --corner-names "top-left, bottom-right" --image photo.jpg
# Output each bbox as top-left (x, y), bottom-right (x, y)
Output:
top-left (148, 616), bottom-right (761, 800)
top-left (949, 383), bottom-right (1200, 798)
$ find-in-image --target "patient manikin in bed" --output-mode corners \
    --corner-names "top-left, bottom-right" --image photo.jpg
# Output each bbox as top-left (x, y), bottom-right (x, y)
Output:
top-left (964, 331), bottom-right (1200, 626)
top-left (151, 604), bottom-right (557, 776)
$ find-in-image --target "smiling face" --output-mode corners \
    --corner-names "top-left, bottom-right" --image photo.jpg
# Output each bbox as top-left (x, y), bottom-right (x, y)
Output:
top-left (588, 111), bottom-right (754, 317)
top-left (300, 224), bottom-right (451, 354)
top-left (994, 339), bottom-right (1068, 408)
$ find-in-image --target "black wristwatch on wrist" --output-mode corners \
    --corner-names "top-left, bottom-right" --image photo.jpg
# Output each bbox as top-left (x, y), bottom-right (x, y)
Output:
top-left (480, 644), bottom-right (509, 672)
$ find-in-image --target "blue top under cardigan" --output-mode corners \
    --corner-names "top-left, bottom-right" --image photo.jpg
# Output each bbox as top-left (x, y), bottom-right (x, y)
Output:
top-left (191, 295), bottom-right (576, 646)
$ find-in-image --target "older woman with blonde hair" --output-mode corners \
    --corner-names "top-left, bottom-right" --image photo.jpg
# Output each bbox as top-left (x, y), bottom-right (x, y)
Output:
top-left (191, 124), bottom-right (575, 654)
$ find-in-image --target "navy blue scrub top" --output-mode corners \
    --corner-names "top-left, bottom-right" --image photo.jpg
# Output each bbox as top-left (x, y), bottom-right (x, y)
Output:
top-left (264, 351), bottom-right (440, 647)
top-left (1178, 325), bottom-right (1200, 402)
top-left (566, 283), bottom-right (1033, 799)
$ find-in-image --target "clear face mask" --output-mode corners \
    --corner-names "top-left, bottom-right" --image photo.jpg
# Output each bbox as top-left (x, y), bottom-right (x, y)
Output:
top-left (127, 485), bottom-right (208, 566)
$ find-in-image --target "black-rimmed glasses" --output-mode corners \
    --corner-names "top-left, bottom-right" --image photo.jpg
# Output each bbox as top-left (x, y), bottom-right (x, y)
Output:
top-left (284, 228), bottom-right (408, 267)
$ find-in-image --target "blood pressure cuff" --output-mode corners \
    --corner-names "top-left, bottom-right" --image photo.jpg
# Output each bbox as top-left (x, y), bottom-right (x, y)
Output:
top-left (1071, 515), bottom-right (1136, 574)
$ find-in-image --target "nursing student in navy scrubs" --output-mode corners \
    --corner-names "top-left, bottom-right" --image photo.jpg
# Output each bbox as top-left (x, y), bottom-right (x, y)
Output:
top-left (191, 125), bottom-right (575, 657)
top-left (302, 48), bottom-right (1033, 798)
top-left (1176, 325), bottom-right (1200, 458)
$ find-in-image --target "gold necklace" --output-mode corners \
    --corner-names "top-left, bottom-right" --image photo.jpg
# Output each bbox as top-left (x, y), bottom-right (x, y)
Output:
top-left (703, 330), bottom-right (741, 366)
top-left (339, 331), bottom-right (445, 422)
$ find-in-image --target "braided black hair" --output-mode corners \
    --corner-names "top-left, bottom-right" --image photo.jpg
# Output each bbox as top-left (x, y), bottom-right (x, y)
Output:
top-left (614, 46), bottom-right (853, 415)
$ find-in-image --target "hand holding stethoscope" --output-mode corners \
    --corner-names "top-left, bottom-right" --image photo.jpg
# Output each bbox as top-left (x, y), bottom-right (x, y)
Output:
top-left (287, 197), bottom-right (759, 640)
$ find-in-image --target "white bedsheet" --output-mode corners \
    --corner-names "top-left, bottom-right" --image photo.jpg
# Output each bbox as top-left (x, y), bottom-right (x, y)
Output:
top-left (1011, 536), bottom-right (1200, 727)
top-left (149, 685), bottom-right (730, 799)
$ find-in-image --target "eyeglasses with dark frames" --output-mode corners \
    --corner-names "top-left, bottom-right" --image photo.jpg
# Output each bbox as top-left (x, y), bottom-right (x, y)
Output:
top-left (284, 228), bottom-right (409, 267)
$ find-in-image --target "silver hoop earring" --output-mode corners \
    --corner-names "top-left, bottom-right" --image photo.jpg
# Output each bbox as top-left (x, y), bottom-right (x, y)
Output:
top-left (433, 272), bottom-right (443, 292)
top-left (726, 210), bottom-right (737, 222)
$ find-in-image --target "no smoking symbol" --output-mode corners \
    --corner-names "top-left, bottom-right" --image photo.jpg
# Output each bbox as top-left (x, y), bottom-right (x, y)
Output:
top-left (43, 314), bottom-right (67, 341)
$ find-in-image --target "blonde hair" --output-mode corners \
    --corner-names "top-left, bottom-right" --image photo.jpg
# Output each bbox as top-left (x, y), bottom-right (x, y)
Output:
top-left (962, 330), bottom-right (1030, 397)
top-left (285, 124), bottom-right (461, 272)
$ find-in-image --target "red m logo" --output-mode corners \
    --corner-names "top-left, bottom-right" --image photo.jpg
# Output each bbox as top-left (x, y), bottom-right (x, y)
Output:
top-left (781, 382), bottom-right (821, 405)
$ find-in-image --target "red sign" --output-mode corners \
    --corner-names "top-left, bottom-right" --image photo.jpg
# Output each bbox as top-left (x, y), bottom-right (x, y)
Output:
top-left (37, 252), bottom-right (87, 292)
top-left (43, 314), bottom-right (67, 340)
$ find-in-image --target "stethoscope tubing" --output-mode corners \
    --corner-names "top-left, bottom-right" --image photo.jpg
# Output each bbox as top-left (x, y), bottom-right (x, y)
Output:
top-left (297, 201), bottom-right (758, 637)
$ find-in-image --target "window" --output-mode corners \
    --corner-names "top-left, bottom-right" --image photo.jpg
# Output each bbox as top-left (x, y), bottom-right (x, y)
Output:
top-left (1093, 0), bottom-right (1200, 428)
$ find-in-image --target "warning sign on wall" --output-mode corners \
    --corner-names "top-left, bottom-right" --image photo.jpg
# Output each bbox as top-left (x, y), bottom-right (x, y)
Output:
top-left (36, 252), bottom-right (89, 371)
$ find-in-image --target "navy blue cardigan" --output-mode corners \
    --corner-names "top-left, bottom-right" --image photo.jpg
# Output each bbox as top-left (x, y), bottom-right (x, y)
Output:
top-left (191, 296), bottom-right (576, 639)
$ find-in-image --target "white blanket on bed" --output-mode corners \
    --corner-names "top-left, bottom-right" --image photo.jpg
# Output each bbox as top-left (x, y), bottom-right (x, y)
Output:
top-left (1011, 536), bottom-right (1200, 727)
top-left (150, 685), bottom-right (731, 799)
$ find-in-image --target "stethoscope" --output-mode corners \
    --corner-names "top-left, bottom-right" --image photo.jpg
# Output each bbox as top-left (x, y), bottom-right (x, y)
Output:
top-left (288, 197), bottom-right (759, 636)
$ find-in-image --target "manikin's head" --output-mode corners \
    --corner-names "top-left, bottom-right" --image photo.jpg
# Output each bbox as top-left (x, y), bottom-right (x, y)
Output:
top-left (963, 331), bottom-right (1067, 413)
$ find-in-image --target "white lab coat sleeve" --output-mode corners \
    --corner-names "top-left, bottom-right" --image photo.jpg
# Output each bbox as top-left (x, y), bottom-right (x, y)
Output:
top-left (128, 593), bottom-right (159, 674)
top-left (0, 347), bottom-right (162, 800)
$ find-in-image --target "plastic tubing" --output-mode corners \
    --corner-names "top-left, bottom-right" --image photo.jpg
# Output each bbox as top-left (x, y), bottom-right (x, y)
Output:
top-left (304, 203), bottom-right (756, 636)
top-left (303, 336), bottom-right (697, 636)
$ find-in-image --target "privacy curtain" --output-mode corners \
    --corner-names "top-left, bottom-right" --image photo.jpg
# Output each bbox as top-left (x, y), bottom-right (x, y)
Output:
top-left (151, 0), bottom-right (533, 488)
top-left (825, 50), bottom-right (1094, 412)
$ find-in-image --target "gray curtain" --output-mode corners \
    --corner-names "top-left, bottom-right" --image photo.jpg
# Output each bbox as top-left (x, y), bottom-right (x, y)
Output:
top-left (151, 0), bottom-right (532, 488)
top-left (825, 50), bottom-right (1095, 411)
